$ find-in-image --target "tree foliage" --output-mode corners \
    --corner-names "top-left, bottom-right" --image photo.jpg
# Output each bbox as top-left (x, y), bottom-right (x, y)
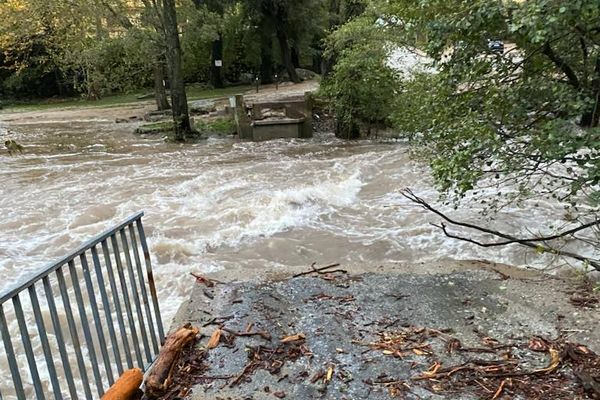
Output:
top-left (320, 2), bottom-right (400, 138)
top-left (386, 0), bottom-right (600, 214)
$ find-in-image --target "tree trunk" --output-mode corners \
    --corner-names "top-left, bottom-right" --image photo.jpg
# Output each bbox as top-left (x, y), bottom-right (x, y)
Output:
top-left (54, 69), bottom-right (64, 97)
top-left (210, 34), bottom-right (224, 88)
top-left (336, 119), bottom-right (360, 140)
top-left (161, 0), bottom-right (193, 141)
top-left (291, 46), bottom-right (300, 69)
top-left (322, 0), bottom-right (341, 77)
top-left (153, 61), bottom-right (170, 111)
top-left (260, 28), bottom-right (274, 84)
top-left (276, 27), bottom-right (300, 83)
top-left (580, 57), bottom-right (600, 128)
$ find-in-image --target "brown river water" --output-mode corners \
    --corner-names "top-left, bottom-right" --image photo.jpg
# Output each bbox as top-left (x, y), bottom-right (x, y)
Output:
top-left (0, 102), bottom-right (591, 397)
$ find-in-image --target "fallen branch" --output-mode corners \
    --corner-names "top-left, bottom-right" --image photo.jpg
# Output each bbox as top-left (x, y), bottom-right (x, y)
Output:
top-left (400, 188), bottom-right (600, 271)
top-left (293, 262), bottom-right (347, 278)
top-left (144, 324), bottom-right (199, 399)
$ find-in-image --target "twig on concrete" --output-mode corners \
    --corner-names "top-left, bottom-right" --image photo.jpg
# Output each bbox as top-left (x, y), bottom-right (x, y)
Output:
top-left (293, 262), bottom-right (347, 278)
top-left (222, 327), bottom-right (272, 341)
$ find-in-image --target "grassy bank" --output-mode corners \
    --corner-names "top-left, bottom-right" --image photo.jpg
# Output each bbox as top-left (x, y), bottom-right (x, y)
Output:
top-left (2, 85), bottom-right (252, 112)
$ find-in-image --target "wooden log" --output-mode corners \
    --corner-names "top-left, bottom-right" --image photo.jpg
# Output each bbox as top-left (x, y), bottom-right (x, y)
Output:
top-left (144, 323), bottom-right (199, 398)
top-left (101, 368), bottom-right (143, 400)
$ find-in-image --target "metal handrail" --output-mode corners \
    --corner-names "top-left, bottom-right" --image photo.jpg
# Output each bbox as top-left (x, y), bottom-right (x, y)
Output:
top-left (0, 212), bottom-right (164, 399)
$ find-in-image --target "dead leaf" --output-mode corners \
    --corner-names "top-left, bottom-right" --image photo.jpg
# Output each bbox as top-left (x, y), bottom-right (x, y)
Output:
top-left (412, 348), bottom-right (427, 356)
top-left (534, 348), bottom-right (561, 373)
top-left (528, 336), bottom-right (549, 352)
top-left (281, 333), bottom-right (305, 343)
top-left (325, 366), bottom-right (334, 382)
top-left (431, 384), bottom-right (443, 392)
top-left (310, 370), bottom-right (325, 383)
top-left (421, 362), bottom-right (441, 378)
top-left (207, 328), bottom-right (222, 349)
top-left (482, 336), bottom-right (499, 347)
top-left (577, 345), bottom-right (591, 354)
top-left (446, 338), bottom-right (461, 354)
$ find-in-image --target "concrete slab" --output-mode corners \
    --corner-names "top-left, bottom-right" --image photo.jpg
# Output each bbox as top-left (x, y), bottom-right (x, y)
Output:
top-left (171, 266), bottom-right (599, 399)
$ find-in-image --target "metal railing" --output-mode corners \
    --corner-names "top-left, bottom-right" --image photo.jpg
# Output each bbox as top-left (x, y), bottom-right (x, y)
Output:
top-left (0, 212), bottom-right (164, 399)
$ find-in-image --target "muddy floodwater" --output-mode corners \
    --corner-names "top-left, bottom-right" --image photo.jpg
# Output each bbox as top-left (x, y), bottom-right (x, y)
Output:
top-left (0, 101), bottom-right (596, 397)
top-left (0, 104), bottom-right (588, 326)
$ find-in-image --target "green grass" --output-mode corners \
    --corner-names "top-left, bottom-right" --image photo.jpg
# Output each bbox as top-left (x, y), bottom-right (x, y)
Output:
top-left (135, 121), bottom-right (174, 135)
top-left (2, 85), bottom-right (252, 113)
top-left (194, 117), bottom-right (236, 135)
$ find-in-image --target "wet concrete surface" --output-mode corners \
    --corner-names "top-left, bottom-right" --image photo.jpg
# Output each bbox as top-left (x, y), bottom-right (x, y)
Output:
top-left (171, 265), bottom-right (599, 399)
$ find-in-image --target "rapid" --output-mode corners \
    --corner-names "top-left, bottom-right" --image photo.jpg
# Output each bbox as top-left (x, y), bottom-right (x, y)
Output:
top-left (0, 107), bottom-right (581, 324)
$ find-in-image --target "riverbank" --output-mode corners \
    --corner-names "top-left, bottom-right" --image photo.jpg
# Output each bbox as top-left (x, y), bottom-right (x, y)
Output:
top-left (163, 261), bottom-right (600, 399)
top-left (0, 81), bottom-right (319, 123)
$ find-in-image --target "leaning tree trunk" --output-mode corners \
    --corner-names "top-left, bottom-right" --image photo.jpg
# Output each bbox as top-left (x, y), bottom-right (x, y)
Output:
top-left (210, 33), bottom-right (224, 88)
top-left (276, 27), bottom-right (300, 83)
top-left (161, 0), bottom-right (193, 141)
top-left (153, 61), bottom-right (170, 111)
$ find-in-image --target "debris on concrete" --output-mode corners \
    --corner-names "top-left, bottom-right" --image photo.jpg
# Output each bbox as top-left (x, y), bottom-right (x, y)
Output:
top-left (160, 265), bottom-right (600, 399)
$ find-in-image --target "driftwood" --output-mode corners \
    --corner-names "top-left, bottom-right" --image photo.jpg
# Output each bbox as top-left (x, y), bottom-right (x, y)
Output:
top-left (144, 323), bottom-right (199, 398)
top-left (101, 368), bottom-right (143, 400)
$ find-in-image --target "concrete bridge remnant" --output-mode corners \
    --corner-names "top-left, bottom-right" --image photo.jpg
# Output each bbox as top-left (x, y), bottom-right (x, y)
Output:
top-left (231, 92), bottom-right (313, 141)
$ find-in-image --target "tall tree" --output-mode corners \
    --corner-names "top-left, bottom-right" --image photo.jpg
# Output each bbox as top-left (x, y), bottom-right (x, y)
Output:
top-left (322, 0), bottom-right (367, 76)
top-left (191, 0), bottom-right (226, 88)
top-left (149, 0), bottom-right (193, 141)
top-left (244, 0), bottom-right (327, 83)
top-left (100, 0), bottom-right (170, 110)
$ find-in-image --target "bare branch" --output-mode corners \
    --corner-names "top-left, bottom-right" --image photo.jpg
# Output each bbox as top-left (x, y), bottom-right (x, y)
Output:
top-left (401, 188), bottom-right (600, 271)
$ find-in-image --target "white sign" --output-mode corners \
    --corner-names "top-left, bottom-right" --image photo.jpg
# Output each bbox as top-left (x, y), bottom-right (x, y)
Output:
top-left (214, 60), bottom-right (223, 67)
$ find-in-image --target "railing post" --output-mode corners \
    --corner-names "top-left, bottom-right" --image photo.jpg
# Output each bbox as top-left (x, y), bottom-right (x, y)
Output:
top-left (128, 224), bottom-right (159, 353)
top-left (91, 245), bottom-right (124, 376)
top-left (101, 239), bottom-right (134, 369)
top-left (68, 260), bottom-right (105, 397)
top-left (56, 267), bottom-right (93, 399)
top-left (0, 304), bottom-right (26, 399)
top-left (119, 229), bottom-right (152, 364)
top-left (136, 218), bottom-right (165, 341)
top-left (12, 294), bottom-right (45, 399)
top-left (42, 275), bottom-right (79, 399)
top-left (28, 285), bottom-right (63, 399)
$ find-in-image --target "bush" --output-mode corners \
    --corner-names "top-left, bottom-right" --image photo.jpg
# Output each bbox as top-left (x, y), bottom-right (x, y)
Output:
top-left (321, 44), bottom-right (399, 139)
